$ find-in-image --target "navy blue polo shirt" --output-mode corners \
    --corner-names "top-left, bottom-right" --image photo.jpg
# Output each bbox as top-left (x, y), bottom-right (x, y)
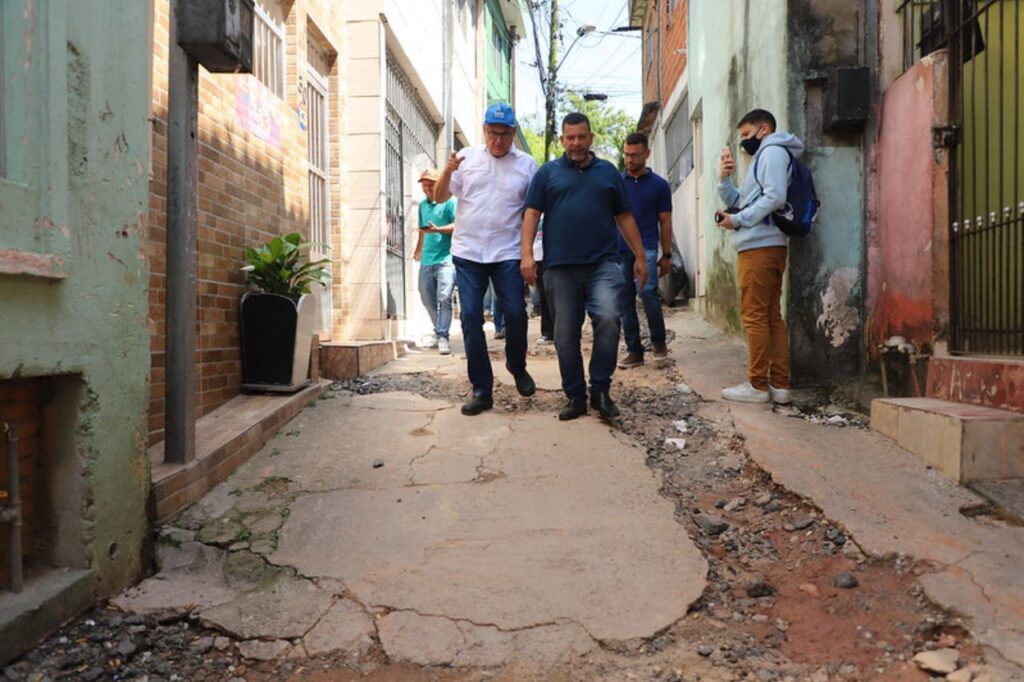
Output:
top-left (525, 153), bottom-right (632, 268)
top-left (618, 168), bottom-right (672, 252)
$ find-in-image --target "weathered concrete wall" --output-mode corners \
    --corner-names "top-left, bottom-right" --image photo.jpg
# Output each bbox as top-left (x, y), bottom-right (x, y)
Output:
top-left (688, 0), bottom-right (788, 332)
top-left (867, 54), bottom-right (948, 350)
top-left (0, 0), bottom-right (152, 598)
top-left (784, 0), bottom-right (865, 384)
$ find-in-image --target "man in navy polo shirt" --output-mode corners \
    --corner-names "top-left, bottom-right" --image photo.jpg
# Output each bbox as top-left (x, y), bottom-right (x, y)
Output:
top-left (520, 112), bottom-right (648, 421)
top-left (618, 131), bottom-right (673, 369)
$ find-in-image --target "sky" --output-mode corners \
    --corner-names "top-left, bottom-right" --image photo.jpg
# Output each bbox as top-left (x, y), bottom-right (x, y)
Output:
top-left (514, 0), bottom-right (643, 131)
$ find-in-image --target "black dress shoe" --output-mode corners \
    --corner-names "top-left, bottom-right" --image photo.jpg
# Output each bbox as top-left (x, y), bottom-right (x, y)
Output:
top-left (589, 392), bottom-right (620, 420)
top-left (559, 398), bottom-right (588, 421)
top-left (512, 370), bottom-right (536, 397)
top-left (461, 393), bottom-right (493, 416)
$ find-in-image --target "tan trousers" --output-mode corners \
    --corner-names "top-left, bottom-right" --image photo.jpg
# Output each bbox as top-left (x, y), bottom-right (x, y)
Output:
top-left (737, 246), bottom-right (790, 391)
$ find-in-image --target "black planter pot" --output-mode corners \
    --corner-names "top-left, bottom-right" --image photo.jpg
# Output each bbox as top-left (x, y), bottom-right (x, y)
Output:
top-left (239, 292), bottom-right (316, 392)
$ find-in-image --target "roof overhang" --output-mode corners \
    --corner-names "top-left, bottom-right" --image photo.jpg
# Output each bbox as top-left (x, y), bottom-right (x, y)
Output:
top-left (628, 0), bottom-right (650, 28)
top-left (636, 100), bottom-right (661, 135)
top-left (499, 0), bottom-right (527, 39)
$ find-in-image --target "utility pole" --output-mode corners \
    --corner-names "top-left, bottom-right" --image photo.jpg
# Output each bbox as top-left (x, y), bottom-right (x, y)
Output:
top-left (528, 2), bottom-right (595, 161)
top-left (165, 0), bottom-right (199, 464)
top-left (544, 0), bottom-right (559, 161)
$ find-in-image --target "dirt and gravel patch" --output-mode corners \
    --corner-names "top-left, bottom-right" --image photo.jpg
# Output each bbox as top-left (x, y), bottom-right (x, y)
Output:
top-left (4, 328), bottom-right (987, 681)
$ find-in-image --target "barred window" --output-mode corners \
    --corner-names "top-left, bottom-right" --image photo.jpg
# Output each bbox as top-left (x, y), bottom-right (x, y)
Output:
top-left (644, 14), bottom-right (657, 76)
top-left (665, 96), bottom-right (694, 191)
top-left (253, 1), bottom-right (285, 98)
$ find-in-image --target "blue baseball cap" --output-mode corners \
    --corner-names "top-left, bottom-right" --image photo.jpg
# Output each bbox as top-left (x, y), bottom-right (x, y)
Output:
top-left (484, 102), bottom-right (517, 128)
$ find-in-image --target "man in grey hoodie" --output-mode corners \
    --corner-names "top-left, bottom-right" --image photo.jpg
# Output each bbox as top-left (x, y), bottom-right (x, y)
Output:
top-left (716, 109), bottom-right (802, 404)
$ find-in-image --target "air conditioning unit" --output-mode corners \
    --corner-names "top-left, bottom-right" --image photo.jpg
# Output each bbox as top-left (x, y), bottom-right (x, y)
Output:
top-left (178, 0), bottom-right (254, 74)
top-left (823, 66), bottom-right (869, 133)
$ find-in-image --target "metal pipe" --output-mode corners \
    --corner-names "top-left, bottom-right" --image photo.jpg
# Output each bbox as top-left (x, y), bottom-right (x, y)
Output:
top-left (165, 0), bottom-right (199, 464)
top-left (1, 422), bottom-right (23, 593)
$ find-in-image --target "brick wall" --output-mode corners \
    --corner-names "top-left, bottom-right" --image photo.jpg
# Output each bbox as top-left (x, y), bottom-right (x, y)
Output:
top-left (642, 0), bottom-right (688, 106)
top-left (0, 378), bottom-right (51, 586)
top-left (148, 0), bottom-right (347, 445)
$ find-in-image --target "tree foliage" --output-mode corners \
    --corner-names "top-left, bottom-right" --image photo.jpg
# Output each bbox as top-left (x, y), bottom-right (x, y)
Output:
top-left (522, 94), bottom-right (636, 169)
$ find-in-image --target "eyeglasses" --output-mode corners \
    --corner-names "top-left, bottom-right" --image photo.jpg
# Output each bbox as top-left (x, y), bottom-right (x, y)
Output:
top-left (484, 129), bottom-right (515, 140)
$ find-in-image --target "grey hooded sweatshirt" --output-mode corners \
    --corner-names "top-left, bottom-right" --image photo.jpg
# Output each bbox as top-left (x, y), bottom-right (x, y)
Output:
top-left (717, 132), bottom-right (805, 253)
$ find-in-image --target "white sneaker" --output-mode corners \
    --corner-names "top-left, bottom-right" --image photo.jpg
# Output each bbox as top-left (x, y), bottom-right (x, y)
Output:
top-left (438, 338), bottom-right (451, 355)
top-left (536, 336), bottom-right (553, 346)
top-left (423, 335), bottom-right (438, 349)
top-left (721, 381), bottom-right (770, 403)
top-left (769, 385), bottom-right (792, 404)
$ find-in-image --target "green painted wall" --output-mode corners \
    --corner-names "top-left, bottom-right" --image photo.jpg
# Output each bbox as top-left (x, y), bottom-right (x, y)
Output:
top-left (687, 0), bottom-right (789, 331)
top-left (485, 0), bottom-right (513, 105)
top-left (0, 1), bottom-right (152, 595)
top-left (686, 0), bottom-right (867, 384)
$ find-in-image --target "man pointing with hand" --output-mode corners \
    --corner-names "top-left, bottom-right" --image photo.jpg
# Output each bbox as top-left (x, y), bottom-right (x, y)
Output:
top-left (434, 103), bottom-right (539, 416)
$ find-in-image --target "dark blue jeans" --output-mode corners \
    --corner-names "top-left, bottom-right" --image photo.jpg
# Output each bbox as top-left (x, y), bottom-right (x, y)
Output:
top-left (544, 260), bottom-right (625, 400)
top-left (619, 248), bottom-right (666, 355)
top-left (453, 256), bottom-right (528, 395)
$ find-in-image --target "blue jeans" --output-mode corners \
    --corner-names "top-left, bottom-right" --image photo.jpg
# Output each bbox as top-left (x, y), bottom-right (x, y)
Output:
top-left (418, 262), bottom-right (456, 339)
top-left (544, 260), bottom-right (625, 400)
top-left (484, 283), bottom-right (506, 332)
top-left (619, 248), bottom-right (666, 355)
top-left (453, 256), bottom-right (528, 395)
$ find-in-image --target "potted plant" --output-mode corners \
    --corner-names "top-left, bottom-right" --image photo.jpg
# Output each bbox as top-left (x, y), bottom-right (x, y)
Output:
top-left (239, 232), bottom-right (330, 392)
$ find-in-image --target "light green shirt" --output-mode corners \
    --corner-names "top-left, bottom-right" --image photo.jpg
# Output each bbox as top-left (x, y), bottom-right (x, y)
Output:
top-left (418, 197), bottom-right (457, 266)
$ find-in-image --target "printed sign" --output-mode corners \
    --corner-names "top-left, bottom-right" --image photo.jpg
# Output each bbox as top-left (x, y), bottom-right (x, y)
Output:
top-left (235, 78), bottom-right (282, 149)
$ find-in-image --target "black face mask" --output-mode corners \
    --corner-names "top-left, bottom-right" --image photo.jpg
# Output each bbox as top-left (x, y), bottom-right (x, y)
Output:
top-left (740, 134), bottom-right (763, 156)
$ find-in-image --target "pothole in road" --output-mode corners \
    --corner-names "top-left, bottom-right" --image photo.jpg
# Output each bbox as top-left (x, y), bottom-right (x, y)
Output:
top-left (327, 367), bottom-right (986, 681)
top-left (7, 356), bottom-right (987, 682)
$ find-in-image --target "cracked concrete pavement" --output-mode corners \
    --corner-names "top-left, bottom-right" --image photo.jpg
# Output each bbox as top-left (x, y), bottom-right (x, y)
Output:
top-left (114, 350), bottom-right (709, 671)
top-left (669, 312), bottom-right (1024, 680)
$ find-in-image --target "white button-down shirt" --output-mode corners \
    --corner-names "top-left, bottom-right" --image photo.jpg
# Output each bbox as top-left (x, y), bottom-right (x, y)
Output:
top-left (449, 144), bottom-right (538, 263)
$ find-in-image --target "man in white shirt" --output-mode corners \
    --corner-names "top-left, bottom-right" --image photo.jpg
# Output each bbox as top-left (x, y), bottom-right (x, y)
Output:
top-left (434, 103), bottom-right (539, 416)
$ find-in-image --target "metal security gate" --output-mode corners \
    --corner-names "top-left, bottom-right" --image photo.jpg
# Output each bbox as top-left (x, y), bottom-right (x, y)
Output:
top-left (384, 55), bottom-right (438, 318)
top-left (946, 0), bottom-right (1024, 355)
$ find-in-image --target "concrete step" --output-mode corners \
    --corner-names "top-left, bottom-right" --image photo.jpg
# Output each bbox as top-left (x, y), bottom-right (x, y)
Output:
top-left (871, 397), bottom-right (1024, 482)
top-left (319, 340), bottom-right (405, 379)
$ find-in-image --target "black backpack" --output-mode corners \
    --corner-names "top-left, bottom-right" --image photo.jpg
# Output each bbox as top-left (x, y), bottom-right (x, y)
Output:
top-left (750, 145), bottom-right (820, 237)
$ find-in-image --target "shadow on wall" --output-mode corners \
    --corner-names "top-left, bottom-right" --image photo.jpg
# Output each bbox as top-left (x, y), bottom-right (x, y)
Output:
top-left (146, 99), bottom-right (309, 446)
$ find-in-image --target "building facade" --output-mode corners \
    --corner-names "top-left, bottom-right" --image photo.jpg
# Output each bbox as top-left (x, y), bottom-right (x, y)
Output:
top-left (0, 0), bottom-right (154, 664)
top-left (631, 0), bottom-right (1023, 406)
top-left (147, 0), bottom-right (528, 446)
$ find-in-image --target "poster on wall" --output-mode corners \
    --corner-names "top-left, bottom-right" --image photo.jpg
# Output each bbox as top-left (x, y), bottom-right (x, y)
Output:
top-left (235, 78), bottom-right (282, 149)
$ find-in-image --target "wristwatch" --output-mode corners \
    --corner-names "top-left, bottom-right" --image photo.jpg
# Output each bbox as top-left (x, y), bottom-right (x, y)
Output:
top-left (659, 254), bottom-right (671, 261)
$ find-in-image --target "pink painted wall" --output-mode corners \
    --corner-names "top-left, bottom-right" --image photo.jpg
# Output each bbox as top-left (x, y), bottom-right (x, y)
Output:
top-left (867, 54), bottom-right (949, 349)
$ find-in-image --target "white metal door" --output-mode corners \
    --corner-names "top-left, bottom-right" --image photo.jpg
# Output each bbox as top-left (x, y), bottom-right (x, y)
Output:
top-left (306, 62), bottom-right (331, 338)
top-left (694, 117), bottom-right (706, 299)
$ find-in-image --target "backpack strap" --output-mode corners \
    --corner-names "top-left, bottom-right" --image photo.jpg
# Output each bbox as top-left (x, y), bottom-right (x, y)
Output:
top-left (741, 145), bottom-right (795, 217)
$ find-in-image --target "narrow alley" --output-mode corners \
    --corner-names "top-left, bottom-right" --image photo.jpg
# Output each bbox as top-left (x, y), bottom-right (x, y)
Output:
top-left (2, 1), bottom-right (1023, 681)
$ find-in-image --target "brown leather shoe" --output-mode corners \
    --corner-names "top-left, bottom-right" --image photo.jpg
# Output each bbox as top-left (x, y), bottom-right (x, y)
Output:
top-left (617, 353), bottom-right (644, 369)
top-left (652, 343), bottom-right (669, 358)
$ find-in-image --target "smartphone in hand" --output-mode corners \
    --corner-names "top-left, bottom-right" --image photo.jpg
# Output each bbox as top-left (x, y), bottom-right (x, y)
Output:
top-left (420, 221), bottom-right (437, 231)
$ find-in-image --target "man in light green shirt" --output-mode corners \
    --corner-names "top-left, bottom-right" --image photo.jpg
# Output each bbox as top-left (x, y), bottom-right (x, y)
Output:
top-left (414, 168), bottom-right (457, 354)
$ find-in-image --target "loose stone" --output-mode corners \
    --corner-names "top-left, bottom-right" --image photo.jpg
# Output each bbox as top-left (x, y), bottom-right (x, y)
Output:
top-left (834, 572), bottom-right (859, 589)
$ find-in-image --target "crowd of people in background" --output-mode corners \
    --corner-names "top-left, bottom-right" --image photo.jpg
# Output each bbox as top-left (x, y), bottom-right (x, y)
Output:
top-left (414, 101), bottom-right (800, 419)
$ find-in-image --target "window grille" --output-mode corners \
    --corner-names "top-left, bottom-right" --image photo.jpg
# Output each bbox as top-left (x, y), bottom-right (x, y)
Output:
top-left (665, 97), bottom-right (694, 190)
top-left (253, 1), bottom-right (285, 98)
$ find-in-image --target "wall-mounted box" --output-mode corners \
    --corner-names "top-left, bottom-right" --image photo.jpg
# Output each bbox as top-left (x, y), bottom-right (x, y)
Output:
top-left (823, 66), bottom-right (869, 133)
top-left (178, 0), bottom-right (254, 74)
